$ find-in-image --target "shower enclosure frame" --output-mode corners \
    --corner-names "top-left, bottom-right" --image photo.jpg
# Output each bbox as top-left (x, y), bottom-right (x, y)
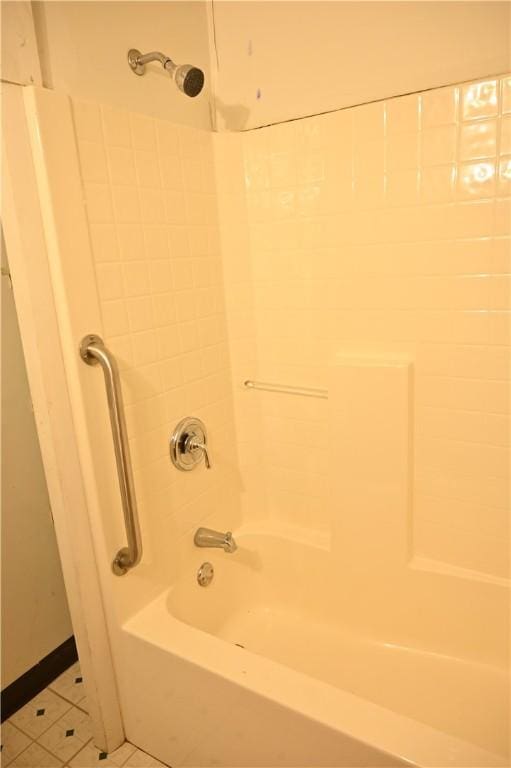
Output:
top-left (2, 81), bottom-right (124, 753)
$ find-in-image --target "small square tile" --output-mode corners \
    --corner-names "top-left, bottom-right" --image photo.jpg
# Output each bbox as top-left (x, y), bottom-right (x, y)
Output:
top-left (139, 189), bottom-right (165, 224)
top-left (421, 125), bottom-right (457, 166)
top-left (10, 742), bottom-right (64, 767)
top-left (101, 300), bottom-right (130, 337)
top-left (84, 184), bottom-right (113, 223)
top-left (159, 154), bottom-right (183, 190)
top-left (459, 119), bottom-right (497, 160)
top-left (386, 131), bottom-right (419, 171)
top-left (420, 86), bottom-right (458, 127)
top-left (135, 151), bottom-right (161, 188)
top-left (122, 261), bottom-right (149, 298)
top-left (10, 690), bottom-right (72, 739)
top-left (457, 161), bottom-right (496, 200)
top-left (96, 263), bottom-right (124, 301)
top-left (107, 148), bottom-right (136, 186)
top-left (111, 186), bottom-right (141, 223)
top-left (69, 740), bottom-right (136, 767)
top-left (148, 260), bottom-right (173, 295)
top-left (38, 707), bottom-right (92, 763)
top-left (78, 142), bottom-right (109, 184)
top-left (89, 223), bottom-right (119, 263)
top-left (420, 164), bottom-right (455, 203)
top-left (461, 79), bottom-right (498, 121)
top-left (143, 227), bottom-right (169, 260)
top-left (117, 224), bottom-right (145, 261)
top-left (0, 722), bottom-right (32, 765)
top-left (49, 663), bottom-right (86, 706)
top-left (126, 296), bottom-right (154, 332)
top-left (386, 169), bottom-right (419, 206)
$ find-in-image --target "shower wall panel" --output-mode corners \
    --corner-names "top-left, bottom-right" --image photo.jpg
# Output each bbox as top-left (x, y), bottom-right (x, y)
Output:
top-left (72, 99), bottom-right (242, 586)
top-left (236, 75), bottom-right (511, 578)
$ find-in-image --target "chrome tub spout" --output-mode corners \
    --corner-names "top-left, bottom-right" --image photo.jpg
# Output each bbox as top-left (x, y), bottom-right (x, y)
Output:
top-left (194, 528), bottom-right (237, 553)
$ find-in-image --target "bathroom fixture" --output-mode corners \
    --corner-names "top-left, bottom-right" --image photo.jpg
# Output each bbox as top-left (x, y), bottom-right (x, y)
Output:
top-left (127, 49), bottom-right (204, 97)
top-left (170, 417), bottom-right (211, 471)
top-left (194, 528), bottom-right (237, 553)
top-left (243, 379), bottom-right (328, 399)
top-left (79, 335), bottom-right (142, 575)
top-left (197, 562), bottom-right (214, 586)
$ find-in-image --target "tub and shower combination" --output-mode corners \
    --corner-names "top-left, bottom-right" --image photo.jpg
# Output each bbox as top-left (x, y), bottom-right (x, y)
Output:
top-left (5, 41), bottom-right (510, 768)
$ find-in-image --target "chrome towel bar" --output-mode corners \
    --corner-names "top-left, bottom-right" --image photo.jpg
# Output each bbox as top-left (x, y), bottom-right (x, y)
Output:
top-left (80, 335), bottom-right (142, 576)
top-left (243, 379), bottom-right (328, 399)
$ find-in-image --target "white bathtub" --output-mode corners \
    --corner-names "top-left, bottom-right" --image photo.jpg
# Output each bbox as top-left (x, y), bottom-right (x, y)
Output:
top-left (117, 526), bottom-right (509, 767)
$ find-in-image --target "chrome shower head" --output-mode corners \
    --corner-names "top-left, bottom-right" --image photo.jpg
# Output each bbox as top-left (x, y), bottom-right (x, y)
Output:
top-left (165, 61), bottom-right (205, 98)
top-left (128, 49), bottom-right (205, 98)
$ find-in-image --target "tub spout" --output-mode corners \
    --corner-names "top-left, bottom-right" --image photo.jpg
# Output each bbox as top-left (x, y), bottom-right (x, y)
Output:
top-left (194, 527), bottom-right (237, 553)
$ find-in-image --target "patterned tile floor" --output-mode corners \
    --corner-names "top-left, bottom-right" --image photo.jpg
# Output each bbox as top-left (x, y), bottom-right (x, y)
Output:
top-left (1, 663), bottom-right (168, 767)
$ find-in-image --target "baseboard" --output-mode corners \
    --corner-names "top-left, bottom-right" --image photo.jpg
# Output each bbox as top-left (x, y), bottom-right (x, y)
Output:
top-left (1, 636), bottom-right (78, 721)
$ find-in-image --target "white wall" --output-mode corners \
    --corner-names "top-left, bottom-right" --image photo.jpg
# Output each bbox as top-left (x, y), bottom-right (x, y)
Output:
top-left (27, 2), bottom-right (511, 132)
top-left (211, 1), bottom-right (511, 130)
top-left (1, 242), bottom-right (73, 688)
top-left (0, 1), bottom-right (41, 86)
top-left (32, 1), bottom-right (213, 130)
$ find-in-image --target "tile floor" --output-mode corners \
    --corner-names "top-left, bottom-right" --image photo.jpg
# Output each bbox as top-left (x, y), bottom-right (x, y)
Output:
top-left (1, 663), bottom-right (168, 767)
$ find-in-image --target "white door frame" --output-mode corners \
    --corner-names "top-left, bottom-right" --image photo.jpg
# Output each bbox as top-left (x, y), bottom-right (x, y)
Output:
top-left (1, 80), bottom-right (124, 752)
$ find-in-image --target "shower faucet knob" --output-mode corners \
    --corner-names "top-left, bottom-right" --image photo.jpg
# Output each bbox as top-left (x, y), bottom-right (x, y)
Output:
top-left (170, 417), bottom-right (211, 471)
top-left (185, 437), bottom-right (211, 469)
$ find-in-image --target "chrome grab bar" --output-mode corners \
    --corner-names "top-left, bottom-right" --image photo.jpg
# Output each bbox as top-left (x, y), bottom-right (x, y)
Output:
top-left (243, 379), bottom-right (328, 399)
top-left (80, 335), bottom-right (142, 576)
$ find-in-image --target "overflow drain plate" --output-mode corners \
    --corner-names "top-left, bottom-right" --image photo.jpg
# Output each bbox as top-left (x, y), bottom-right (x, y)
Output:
top-left (197, 562), bottom-right (214, 586)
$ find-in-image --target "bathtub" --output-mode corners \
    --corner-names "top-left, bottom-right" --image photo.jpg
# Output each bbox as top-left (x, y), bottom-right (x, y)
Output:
top-left (117, 526), bottom-right (509, 767)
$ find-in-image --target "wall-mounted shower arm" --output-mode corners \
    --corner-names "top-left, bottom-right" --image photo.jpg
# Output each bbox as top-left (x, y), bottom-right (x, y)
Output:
top-left (136, 51), bottom-right (173, 69)
top-left (128, 48), bottom-right (205, 97)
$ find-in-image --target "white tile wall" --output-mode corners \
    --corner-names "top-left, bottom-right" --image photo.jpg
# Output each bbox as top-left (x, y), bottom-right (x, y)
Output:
top-left (235, 74), bottom-right (510, 577)
top-left (71, 78), bottom-right (509, 579)
top-left (72, 102), bottom-right (242, 566)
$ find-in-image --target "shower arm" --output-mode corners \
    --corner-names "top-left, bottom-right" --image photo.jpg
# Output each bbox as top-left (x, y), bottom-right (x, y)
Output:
top-left (128, 49), bottom-right (177, 76)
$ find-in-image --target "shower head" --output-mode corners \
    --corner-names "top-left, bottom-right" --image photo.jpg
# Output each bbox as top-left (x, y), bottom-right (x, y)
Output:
top-left (128, 49), bottom-right (205, 98)
top-left (166, 61), bottom-right (205, 98)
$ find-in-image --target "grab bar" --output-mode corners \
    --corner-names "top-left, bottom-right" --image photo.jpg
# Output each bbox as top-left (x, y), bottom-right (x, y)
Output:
top-left (243, 379), bottom-right (328, 399)
top-left (80, 334), bottom-right (142, 576)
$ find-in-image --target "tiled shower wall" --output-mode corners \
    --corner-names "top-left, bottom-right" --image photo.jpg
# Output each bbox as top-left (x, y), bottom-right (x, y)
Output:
top-left (234, 75), bottom-right (510, 578)
top-left (70, 77), bottom-right (509, 582)
top-left (72, 100), bottom-right (242, 569)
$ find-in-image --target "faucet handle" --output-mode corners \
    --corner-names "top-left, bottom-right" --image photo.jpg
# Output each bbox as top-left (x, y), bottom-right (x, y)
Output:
top-left (188, 439), bottom-right (211, 469)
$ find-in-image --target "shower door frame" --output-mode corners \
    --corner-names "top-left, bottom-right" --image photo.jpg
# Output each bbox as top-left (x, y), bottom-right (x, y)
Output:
top-left (2, 81), bottom-right (124, 752)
